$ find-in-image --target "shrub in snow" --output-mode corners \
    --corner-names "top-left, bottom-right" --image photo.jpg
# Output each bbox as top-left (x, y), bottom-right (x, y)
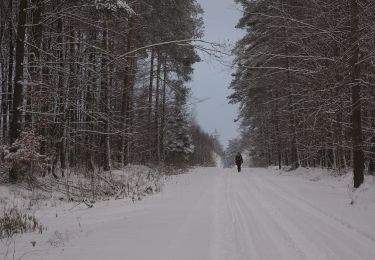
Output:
top-left (113, 165), bottom-right (165, 200)
top-left (2, 130), bottom-right (49, 182)
top-left (0, 206), bottom-right (45, 239)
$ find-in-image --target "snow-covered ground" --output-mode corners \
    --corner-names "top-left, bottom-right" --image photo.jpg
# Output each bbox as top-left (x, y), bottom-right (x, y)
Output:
top-left (1, 167), bottom-right (375, 260)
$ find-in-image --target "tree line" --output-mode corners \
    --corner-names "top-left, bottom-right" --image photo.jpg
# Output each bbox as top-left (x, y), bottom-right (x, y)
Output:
top-left (0, 0), bottom-right (220, 182)
top-left (230, 0), bottom-right (375, 187)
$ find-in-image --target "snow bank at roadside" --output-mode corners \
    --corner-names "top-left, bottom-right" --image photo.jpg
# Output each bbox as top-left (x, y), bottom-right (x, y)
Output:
top-left (270, 166), bottom-right (375, 206)
top-left (0, 165), bottom-right (166, 211)
top-left (0, 164), bottom-right (167, 257)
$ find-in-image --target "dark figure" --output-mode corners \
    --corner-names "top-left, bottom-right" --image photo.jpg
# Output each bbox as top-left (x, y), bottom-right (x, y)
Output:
top-left (235, 152), bottom-right (243, 172)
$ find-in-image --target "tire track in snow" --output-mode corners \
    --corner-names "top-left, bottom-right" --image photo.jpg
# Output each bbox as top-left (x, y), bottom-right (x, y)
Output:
top-left (239, 175), bottom-right (309, 260)
top-left (252, 174), bottom-right (363, 259)
top-left (227, 174), bottom-right (262, 260)
top-left (233, 174), bottom-right (308, 260)
top-left (263, 173), bottom-right (375, 243)
top-left (247, 174), bottom-right (340, 260)
top-left (210, 171), bottom-right (238, 260)
top-left (249, 171), bottom-right (375, 260)
top-left (159, 170), bottom-right (217, 260)
top-left (217, 172), bottom-right (308, 260)
top-left (211, 171), bottom-right (257, 260)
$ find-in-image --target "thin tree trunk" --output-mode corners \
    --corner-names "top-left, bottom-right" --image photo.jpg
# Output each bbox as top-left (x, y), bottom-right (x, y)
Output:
top-left (10, 0), bottom-right (28, 143)
top-left (155, 50), bottom-right (161, 163)
top-left (25, 0), bottom-right (44, 127)
top-left (281, 0), bottom-right (298, 170)
top-left (121, 10), bottom-right (137, 166)
top-left (102, 20), bottom-right (111, 171)
top-left (147, 49), bottom-right (155, 159)
top-left (9, 0), bottom-right (28, 182)
top-left (161, 55), bottom-right (168, 161)
top-left (350, 0), bottom-right (364, 188)
top-left (57, 18), bottom-right (66, 173)
top-left (3, 0), bottom-right (14, 141)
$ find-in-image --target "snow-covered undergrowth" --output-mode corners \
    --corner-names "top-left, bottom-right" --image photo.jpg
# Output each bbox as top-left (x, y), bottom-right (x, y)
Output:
top-left (0, 165), bottom-right (167, 244)
top-left (28, 164), bottom-right (168, 203)
top-left (111, 165), bottom-right (166, 201)
top-left (0, 205), bottom-right (45, 239)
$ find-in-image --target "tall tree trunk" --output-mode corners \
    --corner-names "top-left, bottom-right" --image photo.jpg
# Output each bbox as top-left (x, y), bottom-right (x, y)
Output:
top-left (5, 0), bottom-right (14, 142)
top-left (154, 50), bottom-right (161, 163)
top-left (350, 0), bottom-right (364, 188)
top-left (9, 0), bottom-right (28, 182)
top-left (56, 18), bottom-right (66, 173)
top-left (61, 27), bottom-right (76, 176)
top-left (161, 55), bottom-right (168, 161)
top-left (106, 28), bottom-right (112, 171)
top-left (147, 49), bottom-right (155, 160)
top-left (121, 9), bottom-right (137, 166)
top-left (121, 69), bottom-right (129, 165)
top-left (10, 0), bottom-right (28, 143)
top-left (0, 10), bottom-right (4, 144)
top-left (102, 21), bottom-right (111, 171)
top-left (85, 31), bottom-right (96, 172)
top-left (25, 0), bottom-right (44, 127)
top-left (281, 0), bottom-right (298, 170)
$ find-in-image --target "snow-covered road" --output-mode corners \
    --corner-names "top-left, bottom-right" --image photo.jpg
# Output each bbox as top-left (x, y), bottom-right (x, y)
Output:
top-left (212, 169), bottom-right (375, 260)
top-left (4, 168), bottom-right (375, 260)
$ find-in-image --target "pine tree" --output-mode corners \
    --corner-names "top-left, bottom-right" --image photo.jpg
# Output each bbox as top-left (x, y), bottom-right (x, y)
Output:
top-left (165, 82), bottom-right (194, 166)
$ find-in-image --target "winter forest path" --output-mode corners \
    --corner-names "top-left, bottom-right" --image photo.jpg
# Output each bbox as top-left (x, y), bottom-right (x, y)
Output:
top-left (18, 168), bottom-right (375, 260)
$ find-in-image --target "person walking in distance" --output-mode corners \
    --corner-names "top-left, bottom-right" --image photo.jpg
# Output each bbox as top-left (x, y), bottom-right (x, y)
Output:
top-left (235, 152), bottom-right (243, 172)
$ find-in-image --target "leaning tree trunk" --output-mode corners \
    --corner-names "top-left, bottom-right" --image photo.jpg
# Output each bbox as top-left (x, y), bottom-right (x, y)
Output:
top-left (350, 0), bottom-right (364, 188)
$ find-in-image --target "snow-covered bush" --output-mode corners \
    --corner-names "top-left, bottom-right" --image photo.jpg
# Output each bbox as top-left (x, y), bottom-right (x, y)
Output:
top-left (2, 130), bottom-right (49, 181)
top-left (0, 206), bottom-right (45, 239)
top-left (113, 165), bottom-right (165, 200)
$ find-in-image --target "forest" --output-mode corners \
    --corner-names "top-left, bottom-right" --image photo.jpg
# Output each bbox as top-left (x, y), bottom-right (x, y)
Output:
top-left (229, 0), bottom-right (375, 188)
top-left (0, 0), bottom-right (223, 184)
top-left (1, 2), bottom-right (375, 258)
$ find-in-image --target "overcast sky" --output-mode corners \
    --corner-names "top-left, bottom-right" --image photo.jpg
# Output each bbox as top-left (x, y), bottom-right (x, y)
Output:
top-left (190, 0), bottom-right (244, 148)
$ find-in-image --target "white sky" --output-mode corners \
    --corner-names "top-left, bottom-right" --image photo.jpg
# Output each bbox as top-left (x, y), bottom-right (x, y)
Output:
top-left (190, 0), bottom-right (244, 148)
